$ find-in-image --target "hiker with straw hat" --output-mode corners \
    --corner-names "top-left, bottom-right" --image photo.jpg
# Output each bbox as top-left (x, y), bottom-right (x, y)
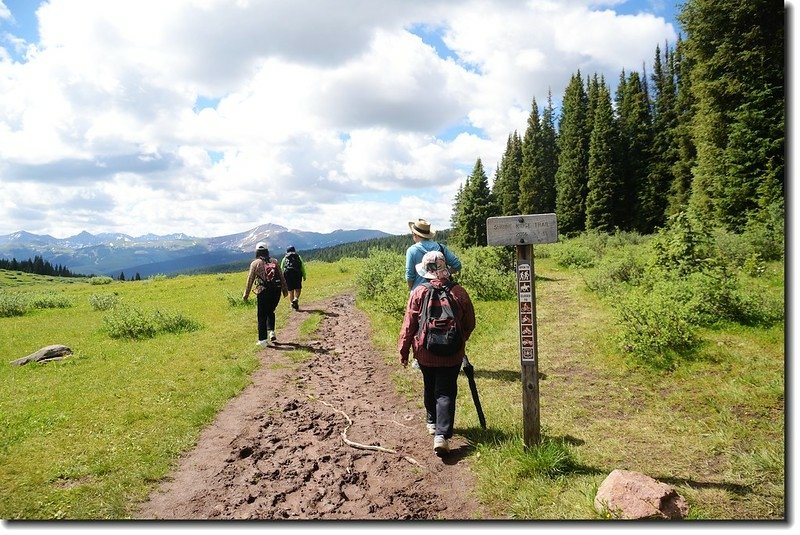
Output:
top-left (405, 218), bottom-right (461, 292)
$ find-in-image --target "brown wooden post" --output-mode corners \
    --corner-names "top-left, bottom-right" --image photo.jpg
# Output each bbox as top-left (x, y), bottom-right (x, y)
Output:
top-left (516, 243), bottom-right (540, 446)
top-left (486, 214), bottom-right (557, 449)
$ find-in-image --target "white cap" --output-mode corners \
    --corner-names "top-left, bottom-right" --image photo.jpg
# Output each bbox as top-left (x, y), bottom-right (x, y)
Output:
top-left (256, 242), bottom-right (268, 250)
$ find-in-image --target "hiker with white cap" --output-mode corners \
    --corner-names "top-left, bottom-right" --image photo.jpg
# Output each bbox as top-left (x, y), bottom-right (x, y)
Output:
top-left (398, 250), bottom-right (476, 456)
top-left (405, 218), bottom-right (462, 291)
top-left (243, 242), bottom-right (289, 347)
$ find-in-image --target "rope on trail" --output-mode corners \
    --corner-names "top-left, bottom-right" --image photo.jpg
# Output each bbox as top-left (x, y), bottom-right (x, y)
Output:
top-left (313, 396), bottom-right (422, 467)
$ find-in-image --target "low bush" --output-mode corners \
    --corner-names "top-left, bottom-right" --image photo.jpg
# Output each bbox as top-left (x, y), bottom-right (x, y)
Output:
top-left (615, 286), bottom-right (699, 370)
top-left (103, 305), bottom-right (200, 340)
top-left (550, 241), bottom-right (597, 269)
top-left (0, 292), bottom-right (28, 317)
top-left (28, 293), bottom-right (73, 309)
top-left (88, 276), bottom-right (113, 285)
top-left (354, 249), bottom-right (408, 318)
top-left (456, 246), bottom-right (516, 301)
top-left (89, 293), bottom-right (120, 311)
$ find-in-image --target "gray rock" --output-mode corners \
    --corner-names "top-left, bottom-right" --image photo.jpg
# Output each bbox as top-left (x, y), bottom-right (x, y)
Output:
top-left (594, 469), bottom-right (688, 519)
top-left (11, 344), bottom-right (73, 366)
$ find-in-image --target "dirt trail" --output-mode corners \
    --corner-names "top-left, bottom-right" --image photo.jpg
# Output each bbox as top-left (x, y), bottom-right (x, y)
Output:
top-left (135, 292), bottom-right (489, 520)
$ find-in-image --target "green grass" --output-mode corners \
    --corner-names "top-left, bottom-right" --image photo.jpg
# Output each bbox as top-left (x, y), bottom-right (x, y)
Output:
top-left (0, 250), bottom-right (784, 520)
top-left (0, 259), bottom-right (361, 519)
top-left (360, 254), bottom-right (784, 520)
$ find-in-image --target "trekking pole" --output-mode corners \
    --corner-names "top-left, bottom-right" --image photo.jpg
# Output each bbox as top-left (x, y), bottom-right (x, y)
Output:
top-left (462, 355), bottom-right (486, 429)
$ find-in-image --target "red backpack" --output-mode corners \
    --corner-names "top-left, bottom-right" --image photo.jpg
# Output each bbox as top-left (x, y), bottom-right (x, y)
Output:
top-left (257, 259), bottom-right (279, 287)
top-left (417, 281), bottom-right (463, 356)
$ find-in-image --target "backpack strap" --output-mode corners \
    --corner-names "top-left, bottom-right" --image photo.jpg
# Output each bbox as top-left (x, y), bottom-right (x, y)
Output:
top-left (417, 282), bottom-right (435, 338)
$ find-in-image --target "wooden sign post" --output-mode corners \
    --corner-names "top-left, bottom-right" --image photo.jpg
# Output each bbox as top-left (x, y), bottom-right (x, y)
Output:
top-left (486, 213), bottom-right (558, 448)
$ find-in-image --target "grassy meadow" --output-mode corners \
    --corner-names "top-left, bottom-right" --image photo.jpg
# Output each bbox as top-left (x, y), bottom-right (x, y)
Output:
top-left (0, 230), bottom-right (785, 520)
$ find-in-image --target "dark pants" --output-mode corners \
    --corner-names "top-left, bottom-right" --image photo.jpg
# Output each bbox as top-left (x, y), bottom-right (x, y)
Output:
top-left (256, 287), bottom-right (281, 340)
top-left (419, 363), bottom-right (461, 439)
top-left (284, 270), bottom-right (302, 291)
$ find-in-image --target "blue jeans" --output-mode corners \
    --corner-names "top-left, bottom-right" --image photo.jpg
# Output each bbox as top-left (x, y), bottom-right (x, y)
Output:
top-left (419, 363), bottom-right (461, 439)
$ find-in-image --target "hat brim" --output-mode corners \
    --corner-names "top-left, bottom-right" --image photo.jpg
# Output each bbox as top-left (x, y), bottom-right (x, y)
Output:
top-left (408, 221), bottom-right (435, 239)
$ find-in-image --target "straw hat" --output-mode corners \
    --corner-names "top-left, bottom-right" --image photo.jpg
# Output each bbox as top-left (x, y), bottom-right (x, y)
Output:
top-left (408, 218), bottom-right (435, 239)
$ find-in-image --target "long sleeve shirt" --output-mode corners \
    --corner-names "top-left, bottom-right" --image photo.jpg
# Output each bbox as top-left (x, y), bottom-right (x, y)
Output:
top-left (243, 257), bottom-right (288, 299)
top-left (398, 279), bottom-right (476, 367)
top-left (404, 240), bottom-right (462, 291)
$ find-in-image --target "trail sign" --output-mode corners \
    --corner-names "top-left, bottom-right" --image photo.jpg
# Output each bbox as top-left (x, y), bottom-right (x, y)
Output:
top-left (486, 213), bottom-right (558, 448)
top-left (486, 213), bottom-right (557, 246)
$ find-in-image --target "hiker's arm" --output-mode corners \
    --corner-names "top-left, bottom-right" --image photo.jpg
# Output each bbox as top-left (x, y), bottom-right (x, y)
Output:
top-left (444, 246), bottom-right (461, 273)
top-left (398, 290), bottom-right (421, 367)
top-left (404, 247), bottom-right (416, 289)
top-left (243, 262), bottom-right (256, 300)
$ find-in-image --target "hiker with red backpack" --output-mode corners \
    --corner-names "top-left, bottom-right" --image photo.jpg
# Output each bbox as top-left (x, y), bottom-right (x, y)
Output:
top-left (243, 242), bottom-right (289, 347)
top-left (398, 250), bottom-right (476, 455)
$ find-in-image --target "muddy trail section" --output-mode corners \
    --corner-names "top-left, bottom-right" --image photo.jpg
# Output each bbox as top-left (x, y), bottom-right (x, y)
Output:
top-left (135, 292), bottom-right (489, 520)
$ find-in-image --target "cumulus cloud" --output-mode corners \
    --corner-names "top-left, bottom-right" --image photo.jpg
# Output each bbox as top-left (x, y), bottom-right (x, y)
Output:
top-left (0, 0), bottom-right (677, 237)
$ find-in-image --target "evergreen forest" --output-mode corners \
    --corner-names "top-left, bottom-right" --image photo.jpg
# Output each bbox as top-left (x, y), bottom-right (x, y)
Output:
top-left (450, 0), bottom-right (784, 249)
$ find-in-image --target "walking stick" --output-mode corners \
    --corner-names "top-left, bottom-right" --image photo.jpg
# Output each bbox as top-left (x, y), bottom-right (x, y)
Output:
top-left (462, 355), bottom-right (486, 429)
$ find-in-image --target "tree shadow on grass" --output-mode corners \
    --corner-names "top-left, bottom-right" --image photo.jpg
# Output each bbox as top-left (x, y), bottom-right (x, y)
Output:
top-left (469, 369), bottom-right (547, 382)
top-left (657, 476), bottom-right (753, 496)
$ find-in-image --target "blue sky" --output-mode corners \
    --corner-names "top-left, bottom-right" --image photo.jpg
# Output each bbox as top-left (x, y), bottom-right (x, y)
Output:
top-left (0, 0), bottom-right (682, 238)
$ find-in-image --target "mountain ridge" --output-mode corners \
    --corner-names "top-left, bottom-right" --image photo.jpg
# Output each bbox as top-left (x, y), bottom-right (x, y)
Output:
top-left (0, 224), bottom-right (393, 277)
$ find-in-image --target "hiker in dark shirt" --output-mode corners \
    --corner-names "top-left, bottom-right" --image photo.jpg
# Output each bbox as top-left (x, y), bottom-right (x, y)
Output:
top-left (280, 245), bottom-right (306, 310)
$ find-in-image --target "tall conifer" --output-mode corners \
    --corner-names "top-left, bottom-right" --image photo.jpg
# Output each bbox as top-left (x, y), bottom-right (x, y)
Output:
top-left (555, 72), bottom-right (589, 233)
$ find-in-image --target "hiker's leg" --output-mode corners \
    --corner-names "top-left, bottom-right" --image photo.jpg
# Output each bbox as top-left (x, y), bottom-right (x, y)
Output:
top-left (434, 364), bottom-right (461, 439)
top-left (419, 364), bottom-right (436, 426)
top-left (264, 288), bottom-right (281, 331)
top-left (256, 291), bottom-right (269, 341)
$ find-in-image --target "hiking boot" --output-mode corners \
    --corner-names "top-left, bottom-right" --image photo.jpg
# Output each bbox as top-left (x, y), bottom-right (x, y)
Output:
top-left (433, 435), bottom-right (449, 455)
top-left (256, 340), bottom-right (268, 348)
top-left (426, 423), bottom-right (436, 435)
top-left (291, 299), bottom-right (299, 310)
top-left (269, 331), bottom-right (277, 343)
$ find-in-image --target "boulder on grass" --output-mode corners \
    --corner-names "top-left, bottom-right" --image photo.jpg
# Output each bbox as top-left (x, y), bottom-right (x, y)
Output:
top-left (11, 345), bottom-right (73, 366)
top-left (594, 469), bottom-right (688, 519)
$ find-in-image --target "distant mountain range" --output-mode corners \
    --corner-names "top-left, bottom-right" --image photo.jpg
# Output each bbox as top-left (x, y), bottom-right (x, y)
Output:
top-left (0, 224), bottom-right (392, 277)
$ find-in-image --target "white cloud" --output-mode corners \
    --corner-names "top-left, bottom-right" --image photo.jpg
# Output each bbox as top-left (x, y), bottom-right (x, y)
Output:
top-left (0, 0), bottom-right (678, 238)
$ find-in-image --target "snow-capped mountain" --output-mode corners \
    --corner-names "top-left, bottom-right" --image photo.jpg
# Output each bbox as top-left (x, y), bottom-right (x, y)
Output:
top-left (0, 224), bottom-right (391, 277)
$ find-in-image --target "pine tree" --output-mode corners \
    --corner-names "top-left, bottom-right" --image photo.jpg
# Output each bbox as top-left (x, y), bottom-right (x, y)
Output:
top-left (538, 90), bottom-right (559, 212)
top-left (555, 72), bottom-right (589, 234)
top-left (493, 132), bottom-right (523, 215)
top-left (615, 70), bottom-right (653, 232)
top-left (641, 43), bottom-right (679, 233)
top-left (668, 35), bottom-right (696, 216)
top-left (454, 158), bottom-right (497, 247)
top-left (518, 97), bottom-right (541, 214)
top-left (586, 78), bottom-right (621, 232)
top-left (681, 0), bottom-right (784, 230)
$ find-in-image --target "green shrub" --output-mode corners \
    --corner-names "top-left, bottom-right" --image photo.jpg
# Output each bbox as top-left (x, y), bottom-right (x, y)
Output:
top-left (457, 246), bottom-right (516, 301)
top-left (651, 212), bottom-right (714, 276)
top-left (224, 291), bottom-right (253, 308)
top-left (615, 287), bottom-right (699, 370)
top-left (0, 292), bottom-right (28, 317)
top-left (585, 246), bottom-right (647, 295)
top-left (550, 241), bottom-right (597, 269)
top-left (355, 249), bottom-right (408, 318)
top-left (88, 276), bottom-right (113, 285)
top-left (28, 293), bottom-right (73, 309)
top-left (89, 293), bottom-right (120, 311)
top-left (103, 305), bottom-right (200, 340)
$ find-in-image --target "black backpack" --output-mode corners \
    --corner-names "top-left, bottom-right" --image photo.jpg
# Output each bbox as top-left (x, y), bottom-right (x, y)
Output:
top-left (417, 281), bottom-right (463, 356)
top-left (283, 252), bottom-right (300, 272)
